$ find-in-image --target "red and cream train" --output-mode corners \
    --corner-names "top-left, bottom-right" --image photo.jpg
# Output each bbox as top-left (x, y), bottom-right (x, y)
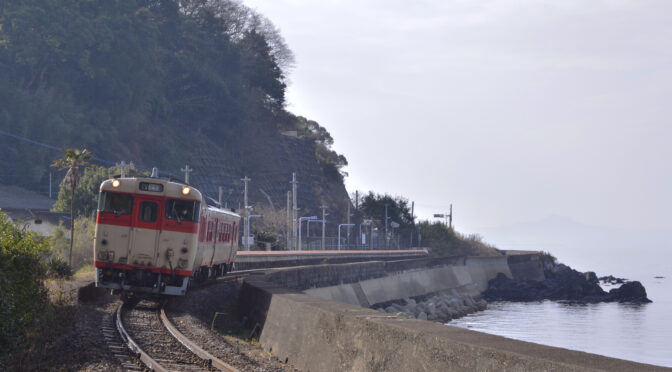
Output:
top-left (93, 176), bottom-right (239, 296)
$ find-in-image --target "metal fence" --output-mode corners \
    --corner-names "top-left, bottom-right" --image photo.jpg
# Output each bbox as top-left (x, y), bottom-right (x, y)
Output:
top-left (277, 235), bottom-right (412, 251)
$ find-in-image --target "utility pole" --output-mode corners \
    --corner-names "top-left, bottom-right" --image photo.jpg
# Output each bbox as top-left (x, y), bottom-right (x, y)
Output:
top-left (346, 200), bottom-right (353, 246)
top-left (449, 204), bottom-right (453, 229)
top-left (320, 205), bottom-right (327, 250)
top-left (291, 173), bottom-right (298, 250)
top-left (218, 186), bottom-right (223, 208)
top-left (410, 201), bottom-right (415, 248)
top-left (241, 176), bottom-right (251, 250)
top-left (117, 160), bottom-right (133, 178)
top-left (286, 191), bottom-right (291, 250)
top-left (355, 191), bottom-right (359, 210)
top-left (181, 165), bottom-right (193, 184)
top-left (384, 203), bottom-right (389, 249)
top-left (49, 172), bottom-right (52, 199)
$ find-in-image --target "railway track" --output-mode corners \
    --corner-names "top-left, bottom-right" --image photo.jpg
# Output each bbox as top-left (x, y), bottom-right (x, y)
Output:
top-left (116, 299), bottom-right (239, 372)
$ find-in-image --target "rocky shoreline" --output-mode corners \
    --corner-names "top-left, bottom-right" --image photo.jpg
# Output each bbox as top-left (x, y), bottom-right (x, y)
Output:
top-left (377, 255), bottom-right (651, 325)
top-left (483, 256), bottom-right (651, 304)
top-left (377, 291), bottom-right (487, 322)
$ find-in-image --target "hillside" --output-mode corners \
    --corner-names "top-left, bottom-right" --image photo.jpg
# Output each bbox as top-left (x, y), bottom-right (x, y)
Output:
top-left (0, 0), bottom-right (350, 226)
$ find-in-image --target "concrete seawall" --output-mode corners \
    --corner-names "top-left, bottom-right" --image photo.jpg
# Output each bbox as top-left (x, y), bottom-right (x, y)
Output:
top-left (304, 255), bottom-right (519, 306)
top-left (238, 255), bottom-right (669, 372)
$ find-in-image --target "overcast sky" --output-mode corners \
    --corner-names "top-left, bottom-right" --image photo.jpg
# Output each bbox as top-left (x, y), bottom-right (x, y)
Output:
top-left (243, 0), bottom-right (672, 234)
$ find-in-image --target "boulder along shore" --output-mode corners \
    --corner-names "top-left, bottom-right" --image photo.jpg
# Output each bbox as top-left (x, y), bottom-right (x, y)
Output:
top-left (484, 255), bottom-right (651, 304)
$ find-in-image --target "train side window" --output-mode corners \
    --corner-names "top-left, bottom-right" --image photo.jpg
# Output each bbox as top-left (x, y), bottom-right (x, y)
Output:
top-left (99, 192), bottom-right (133, 215)
top-left (224, 224), bottom-right (231, 242)
top-left (199, 218), bottom-right (207, 242)
top-left (139, 202), bottom-right (158, 222)
top-left (207, 221), bottom-right (213, 241)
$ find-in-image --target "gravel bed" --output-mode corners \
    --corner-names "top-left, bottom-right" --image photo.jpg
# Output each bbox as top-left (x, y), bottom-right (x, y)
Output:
top-left (167, 279), bottom-right (298, 372)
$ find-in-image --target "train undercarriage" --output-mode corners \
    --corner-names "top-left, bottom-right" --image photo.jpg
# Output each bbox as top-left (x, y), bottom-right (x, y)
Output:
top-left (96, 263), bottom-right (232, 297)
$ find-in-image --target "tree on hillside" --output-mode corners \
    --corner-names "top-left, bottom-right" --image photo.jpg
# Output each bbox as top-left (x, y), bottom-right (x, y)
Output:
top-left (51, 148), bottom-right (92, 266)
top-left (295, 116), bottom-right (349, 182)
top-left (52, 164), bottom-right (148, 218)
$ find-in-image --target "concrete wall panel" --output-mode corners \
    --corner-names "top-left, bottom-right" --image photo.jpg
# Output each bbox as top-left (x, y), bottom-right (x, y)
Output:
top-left (305, 284), bottom-right (361, 306)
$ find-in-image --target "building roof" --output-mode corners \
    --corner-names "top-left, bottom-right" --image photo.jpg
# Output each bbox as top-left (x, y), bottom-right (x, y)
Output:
top-left (1, 208), bottom-right (70, 226)
top-left (0, 185), bottom-right (55, 209)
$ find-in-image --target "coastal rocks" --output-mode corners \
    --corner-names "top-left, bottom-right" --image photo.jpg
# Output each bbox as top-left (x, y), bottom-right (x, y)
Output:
top-left (599, 275), bottom-right (627, 285)
top-left (379, 293), bottom-right (486, 323)
top-left (483, 262), bottom-right (651, 304)
top-left (584, 271), bottom-right (598, 284)
top-left (606, 281), bottom-right (651, 303)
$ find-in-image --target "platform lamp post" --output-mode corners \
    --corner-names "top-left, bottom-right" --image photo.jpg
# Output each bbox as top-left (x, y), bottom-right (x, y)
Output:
top-left (390, 221), bottom-right (400, 249)
top-left (338, 224), bottom-right (355, 251)
top-left (307, 219), bottom-right (326, 249)
top-left (247, 214), bottom-right (262, 251)
top-left (359, 220), bottom-right (371, 250)
top-left (298, 216), bottom-right (317, 251)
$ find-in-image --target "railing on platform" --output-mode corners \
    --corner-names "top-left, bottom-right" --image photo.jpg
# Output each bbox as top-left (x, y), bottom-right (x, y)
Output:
top-left (278, 236), bottom-right (417, 252)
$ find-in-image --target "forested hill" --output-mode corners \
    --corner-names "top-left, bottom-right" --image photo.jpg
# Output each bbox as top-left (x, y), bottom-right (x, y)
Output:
top-left (0, 0), bottom-right (350, 224)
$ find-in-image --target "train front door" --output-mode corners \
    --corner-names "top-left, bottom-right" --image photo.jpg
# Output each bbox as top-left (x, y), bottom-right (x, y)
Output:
top-left (130, 196), bottom-right (161, 267)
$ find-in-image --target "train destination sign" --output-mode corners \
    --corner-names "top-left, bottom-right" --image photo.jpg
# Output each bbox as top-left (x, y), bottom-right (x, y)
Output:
top-left (139, 182), bottom-right (164, 192)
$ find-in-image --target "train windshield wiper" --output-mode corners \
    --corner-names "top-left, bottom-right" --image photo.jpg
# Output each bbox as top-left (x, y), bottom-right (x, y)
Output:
top-left (172, 204), bottom-right (181, 224)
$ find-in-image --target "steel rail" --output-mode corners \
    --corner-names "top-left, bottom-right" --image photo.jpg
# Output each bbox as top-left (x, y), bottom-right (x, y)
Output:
top-left (115, 304), bottom-right (168, 372)
top-left (160, 308), bottom-right (240, 372)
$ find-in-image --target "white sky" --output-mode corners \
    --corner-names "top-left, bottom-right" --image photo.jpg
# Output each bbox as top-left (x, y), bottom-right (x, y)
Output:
top-left (243, 0), bottom-right (672, 233)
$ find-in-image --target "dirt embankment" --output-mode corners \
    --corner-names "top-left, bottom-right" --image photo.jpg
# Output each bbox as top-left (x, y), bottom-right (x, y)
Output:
top-left (7, 272), bottom-right (296, 371)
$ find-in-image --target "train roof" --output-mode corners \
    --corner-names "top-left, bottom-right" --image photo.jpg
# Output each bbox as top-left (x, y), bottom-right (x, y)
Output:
top-left (205, 205), bottom-right (241, 218)
top-left (99, 177), bottom-right (203, 200)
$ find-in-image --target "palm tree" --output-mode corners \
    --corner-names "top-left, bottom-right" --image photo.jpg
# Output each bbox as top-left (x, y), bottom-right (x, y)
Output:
top-left (52, 148), bottom-right (93, 266)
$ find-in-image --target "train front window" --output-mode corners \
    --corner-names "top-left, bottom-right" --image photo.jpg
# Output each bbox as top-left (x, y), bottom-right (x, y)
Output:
top-left (139, 202), bottom-right (158, 222)
top-left (98, 192), bottom-right (133, 215)
top-left (166, 199), bottom-right (200, 222)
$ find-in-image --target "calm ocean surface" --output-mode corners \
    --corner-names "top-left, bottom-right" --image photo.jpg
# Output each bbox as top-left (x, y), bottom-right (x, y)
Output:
top-left (448, 277), bottom-right (672, 367)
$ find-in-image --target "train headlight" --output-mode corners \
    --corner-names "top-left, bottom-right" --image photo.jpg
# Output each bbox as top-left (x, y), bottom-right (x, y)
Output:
top-left (112, 179), bottom-right (120, 188)
top-left (181, 186), bottom-right (190, 195)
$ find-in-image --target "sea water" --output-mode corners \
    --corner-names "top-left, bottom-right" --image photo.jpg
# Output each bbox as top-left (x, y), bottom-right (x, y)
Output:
top-left (448, 276), bottom-right (672, 367)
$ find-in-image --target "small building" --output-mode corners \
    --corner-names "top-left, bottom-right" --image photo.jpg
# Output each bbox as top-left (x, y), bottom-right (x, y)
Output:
top-left (0, 184), bottom-right (66, 236)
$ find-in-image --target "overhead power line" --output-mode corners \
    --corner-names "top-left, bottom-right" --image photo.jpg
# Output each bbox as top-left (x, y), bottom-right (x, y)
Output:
top-left (0, 128), bottom-right (115, 165)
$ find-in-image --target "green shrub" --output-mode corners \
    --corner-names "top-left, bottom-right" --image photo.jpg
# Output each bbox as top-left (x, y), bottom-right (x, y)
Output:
top-left (255, 231), bottom-right (278, 243)
top-left (46, 257), bottom-right (73, 279)
top-left (48, 217), bottom-right (95, 272)
top-left (0, 212), bottom-right (50, 359)
top-left (417, 220), bottom-right (500, 257)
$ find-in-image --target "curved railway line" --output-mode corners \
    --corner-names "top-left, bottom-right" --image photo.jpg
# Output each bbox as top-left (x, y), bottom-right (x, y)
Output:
top-left (116, 299), bottom-right (239, 372)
